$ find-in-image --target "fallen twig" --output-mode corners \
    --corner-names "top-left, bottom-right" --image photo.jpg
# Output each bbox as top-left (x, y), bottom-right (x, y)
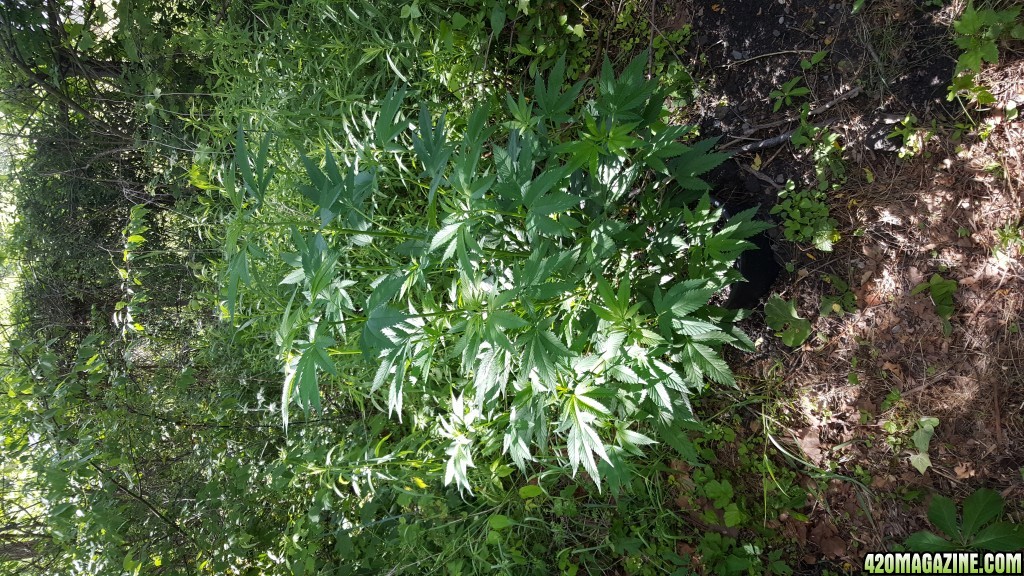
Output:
top-left (725, 49), bottom-right (816, 68)
top-left (720, 87), bottom-right (862, 152)
top-left (740, 163), bottom-right (784, 190)
top-left (807, 86), bottom-right (862, 118)
top-left (734, 130), bottom-right (799, 153)
top-left (730, 118), bottom-right (840, 153)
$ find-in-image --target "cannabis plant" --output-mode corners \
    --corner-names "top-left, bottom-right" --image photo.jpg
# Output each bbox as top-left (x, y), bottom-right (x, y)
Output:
top-left (228, 54), bottom-right (769, 493)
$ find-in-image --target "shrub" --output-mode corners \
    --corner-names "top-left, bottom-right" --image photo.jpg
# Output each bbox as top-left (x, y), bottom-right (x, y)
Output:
top-left (227, 53), bottom-right (770, 493)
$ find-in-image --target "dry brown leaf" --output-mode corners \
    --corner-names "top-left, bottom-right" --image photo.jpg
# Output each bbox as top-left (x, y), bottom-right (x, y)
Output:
top-left (907, 266), bottom-right (926, 287)
top-left (820, 537), bottom-right (846, 558)
top-left (955, 462), bottom-right (976, 479)
top-left (796, 427), bottom-right (824, 465)
top-left (881, 361), bottom-right (903, 380)
top-left (809, 520), bottom-right (845, 558)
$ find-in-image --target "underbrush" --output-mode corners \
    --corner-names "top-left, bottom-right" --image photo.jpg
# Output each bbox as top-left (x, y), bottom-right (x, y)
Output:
top-left (7, 1), bottom-right (1024, 574)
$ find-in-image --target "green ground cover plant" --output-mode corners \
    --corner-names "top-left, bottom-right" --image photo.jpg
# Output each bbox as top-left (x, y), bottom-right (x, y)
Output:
top-left (764, 294), bottom-right (812, 347)
top-left (907, 488), bottom-right (1024, 551)
top-left (769, 76), bottom-right (811, 112)
top-left (911, 274), bottom-right (958, 336)
top-left (947, 1), bottom-right (1024, 104)
top-left (771, 180), bottom-right (839, 252)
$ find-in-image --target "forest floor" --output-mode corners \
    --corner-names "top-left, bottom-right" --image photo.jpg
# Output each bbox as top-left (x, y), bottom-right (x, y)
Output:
top-left (657, 0), bottom-right (1023, 571)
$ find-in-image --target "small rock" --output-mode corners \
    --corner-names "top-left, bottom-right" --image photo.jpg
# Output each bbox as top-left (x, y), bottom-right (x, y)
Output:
top-left (773, 30), bottom-right (781, 37)
top-left (775, 174), bottom-right (786, 184)
top-left (731, 50), bottom-right (745, 60)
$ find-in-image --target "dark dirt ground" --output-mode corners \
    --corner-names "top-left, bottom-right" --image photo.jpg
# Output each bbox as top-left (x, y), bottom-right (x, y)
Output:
top-left (650, 0), bottom-right (1024, 572)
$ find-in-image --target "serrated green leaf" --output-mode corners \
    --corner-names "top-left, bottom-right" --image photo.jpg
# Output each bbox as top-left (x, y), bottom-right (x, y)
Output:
top-left (906, 530), bottom-right (958, 552)
top-left (519, 328), bottom-right (569, 391)
top-left (473, 346), bottom-right (510, 409)
top-left (971, 522), bottom-right (1024, 551)
top-left (565, 391), bottom-right (611, 487)
top-left (682, 342), bottom-right (734, 386)
top-left (662, 284), bottom-right (715, 317)
top-left (295, 349), bottom-right (321, 412)
top-left (235, 126), bottom-right (257, 201)
top-left (670, 318), bottom-right (721, 337)
top-left (724, 503), bottom-right (743, 527)
top-left (926, 495), bottom-right (959, 539)
top-left (444, 435), bottom-right (475, 495)
top-left (225, 249), bottom-right (249, 323)
top-left (574, 385), bottom-right (611, 416)
top-left (375, 85), bottom-right (408, 146)
top-left (598, 329), bottom-right (626, 359)
top-left (618, 428), bottom-right (656, 448)
top-left (524, 164), bottom-right (571, 204)
top-left (361, 305), bottom-right (411, 357)
top-left (962, 488), bottom-right (1003, 539)
top-left (429, 222), bottom-right (463, 254)
top-left (280, 267), bottom-right (305, 286)
top-left (652, 412), bottom-right (700, 463)
top-left (531, 189), bottom-right (580, 216)
top-left (489, 310), bottom-right (529, 331)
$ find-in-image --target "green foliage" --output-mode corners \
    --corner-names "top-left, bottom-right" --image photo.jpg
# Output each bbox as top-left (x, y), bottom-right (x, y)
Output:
top-left (799, 50), bottom-right (829, 71)
top-left (696, 533), bottom-right (757, 575)
top-left (907, 488), bottom-right (1024, 551)
top-left (651, 27), bottom-right (694, 101)
top-left (819, 274), bottom-right (857, 317)
top-left (771, 180), bottom-right (839, 252)
top-left (946, 71), bottom-right (997, 105)
top-left (693, 533), bottom-right (792, 576)
top-left (994, 219), bottom-right (1024, 259)
top-left (0, 1), bottom-right (823, 574)
top-left (881, 388), bottom-right (903, 412)
top-left (947, 2), bottom-right (1023, 104)
top-left (764, 295), bottom-right (812, 347)
top-left (952, 2), bottom-right (1023, 75)
top-left (769, 77), bottom-right (810, 112)
top-left (887, 114), bottom-right (929, 159)
top-left (908, 417), bottom-right (939, 474)
top-left (776, 109), bottom-right (845, 253)
top-left (791, 111), bottom-right (846, 191)
top-left (911, 274), bottom-right (958, 336)
top-left (226, 52), bottom-right (768, 495)
top-left (680, 417), bottom-right (806, 575)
